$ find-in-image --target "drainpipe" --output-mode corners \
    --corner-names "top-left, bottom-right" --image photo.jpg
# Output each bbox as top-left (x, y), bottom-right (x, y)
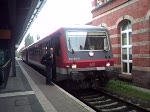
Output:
top-left (8, 0), bottom-right (16, 77)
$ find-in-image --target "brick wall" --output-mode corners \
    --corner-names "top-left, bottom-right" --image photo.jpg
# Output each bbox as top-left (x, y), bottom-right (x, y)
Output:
top-left (90, 0), bottom-right (150, 89)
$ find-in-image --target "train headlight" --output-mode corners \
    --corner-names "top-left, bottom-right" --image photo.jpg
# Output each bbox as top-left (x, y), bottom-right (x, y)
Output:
top-left (72, 64), bottom-right (77, 69)
top-left (106, 62), bottom-right (110, 67)
top-left (89, 51), bottom-right (94, 57)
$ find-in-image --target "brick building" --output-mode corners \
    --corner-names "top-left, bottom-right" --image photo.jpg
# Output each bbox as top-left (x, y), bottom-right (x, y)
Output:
top-left (89, 0), bottom-right (150, 89)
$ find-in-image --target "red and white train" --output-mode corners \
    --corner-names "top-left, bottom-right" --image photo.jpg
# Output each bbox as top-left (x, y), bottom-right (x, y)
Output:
top-left (21, 25), bottom-right (114, 89)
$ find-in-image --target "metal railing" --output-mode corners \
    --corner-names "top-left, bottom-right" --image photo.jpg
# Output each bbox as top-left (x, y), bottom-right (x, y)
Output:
top-left (0, 60), bottom-right (11, 90)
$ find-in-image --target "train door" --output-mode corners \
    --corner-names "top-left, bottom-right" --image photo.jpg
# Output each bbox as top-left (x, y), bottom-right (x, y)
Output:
top-left (51, 33), bottom-right (61, 81)
top-left (26, 49), bottom-right (28, 63)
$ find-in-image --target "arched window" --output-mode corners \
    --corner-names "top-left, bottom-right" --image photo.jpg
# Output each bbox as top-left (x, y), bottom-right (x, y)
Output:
top-left (121, 21), bottom-right (132, 74)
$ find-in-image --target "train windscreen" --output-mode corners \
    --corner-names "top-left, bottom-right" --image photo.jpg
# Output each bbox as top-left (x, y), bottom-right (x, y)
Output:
top-left (66, 31), bottom-right (109, 51)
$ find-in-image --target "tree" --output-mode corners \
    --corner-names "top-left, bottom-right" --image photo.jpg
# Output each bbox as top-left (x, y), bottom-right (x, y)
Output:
top-left (36, 33), bottom-right (40, 40)
top-left (25, 33), bottom-right (34, 47)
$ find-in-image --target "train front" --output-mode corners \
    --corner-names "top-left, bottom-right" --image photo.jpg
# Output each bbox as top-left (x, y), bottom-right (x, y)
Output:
top-left (63, 27), bottom-right (114, 89)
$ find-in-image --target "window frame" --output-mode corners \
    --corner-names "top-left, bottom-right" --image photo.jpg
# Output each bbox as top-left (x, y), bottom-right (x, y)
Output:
top-left (121, 21), bottom-right (132, 75)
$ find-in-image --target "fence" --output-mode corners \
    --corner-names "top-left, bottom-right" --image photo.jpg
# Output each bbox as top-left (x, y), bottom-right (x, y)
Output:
top-left (0, 60), bottom-right (11, 90)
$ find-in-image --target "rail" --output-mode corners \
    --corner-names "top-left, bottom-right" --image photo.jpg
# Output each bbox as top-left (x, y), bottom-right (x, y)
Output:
top-left (0, 60), bottom-right (11, 90)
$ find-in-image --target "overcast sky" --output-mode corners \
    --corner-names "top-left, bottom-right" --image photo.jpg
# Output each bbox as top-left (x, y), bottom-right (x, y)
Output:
top-left (17, 0), bottom-right (92, 51)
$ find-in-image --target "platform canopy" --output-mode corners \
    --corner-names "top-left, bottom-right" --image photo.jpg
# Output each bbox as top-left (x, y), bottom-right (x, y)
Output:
top-left (0, 0), bottom-right (46, 46)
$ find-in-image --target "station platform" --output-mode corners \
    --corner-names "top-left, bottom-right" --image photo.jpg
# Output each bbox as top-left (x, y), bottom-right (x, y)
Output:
top-left (0, 58), bottom-right (95, 112)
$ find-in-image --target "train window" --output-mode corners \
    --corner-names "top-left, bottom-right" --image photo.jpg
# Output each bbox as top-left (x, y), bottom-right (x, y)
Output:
top-left (54, 36), bottom-right (60, 56)
top-left (56, 40), bottom-right (61, 56)
top-left (66, 31), bottom-right (109, 51)
top-left (39, 44), bottom-right (42, 56)
top-left (35, 45), bottom-right (40, 56)
top-left (49, 39), bottom-right (52, 48)
top-left (42, 43), bottom-right (46, 55)
top-left (33, 47), bottom-right (36, 56)
top-left (29, 48), bottom-right (34, 56)
top-left (32, 48), bottom-right (35, 56)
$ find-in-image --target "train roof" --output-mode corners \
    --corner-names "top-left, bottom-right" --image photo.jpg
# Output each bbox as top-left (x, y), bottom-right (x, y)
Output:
top-left (59, 25), bottom-right (107, 30)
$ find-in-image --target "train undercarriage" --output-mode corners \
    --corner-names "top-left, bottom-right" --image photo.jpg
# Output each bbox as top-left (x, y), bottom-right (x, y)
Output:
top-left (56, 70), bottom-right (113, 90)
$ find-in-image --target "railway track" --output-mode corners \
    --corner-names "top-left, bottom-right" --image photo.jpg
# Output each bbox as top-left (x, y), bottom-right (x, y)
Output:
top-left (26, 63), bottom-right (149, 112)
top-left (69, 88), bottom-right (149, 112)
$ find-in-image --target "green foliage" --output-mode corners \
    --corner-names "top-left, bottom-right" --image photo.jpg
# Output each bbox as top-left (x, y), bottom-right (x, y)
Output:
top-left (25, 33), bottom-right (34, 47)
top-left (106, 80), bottom-right (150, 101)
top-left (36, 34), bottom-right (40, 40)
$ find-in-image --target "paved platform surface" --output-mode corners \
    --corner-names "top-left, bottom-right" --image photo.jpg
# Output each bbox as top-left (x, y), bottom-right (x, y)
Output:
top-left (0, 59), bottom-right (95, 112)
